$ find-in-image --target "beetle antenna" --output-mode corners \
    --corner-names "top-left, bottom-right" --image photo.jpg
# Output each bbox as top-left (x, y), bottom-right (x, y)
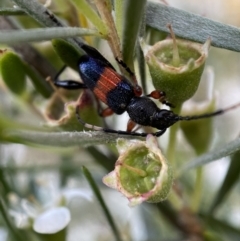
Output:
top-left (178, 101), bottom-right (240, 121)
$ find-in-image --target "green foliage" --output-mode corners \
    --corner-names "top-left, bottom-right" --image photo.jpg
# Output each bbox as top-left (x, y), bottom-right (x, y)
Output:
top-left (0, 0), bottom-right (240, 241)
top-left (51, 39), bottom-right (83, 70)
top-left (0, 51), bottom-right (26, 95)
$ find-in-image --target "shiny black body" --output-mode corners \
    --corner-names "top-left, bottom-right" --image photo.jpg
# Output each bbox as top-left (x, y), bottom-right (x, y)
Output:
top-left (126, 97), bottom-right (179, 130)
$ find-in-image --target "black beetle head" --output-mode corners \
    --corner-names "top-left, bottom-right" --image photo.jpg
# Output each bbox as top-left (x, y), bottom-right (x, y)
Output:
top-left (151, 109), bottom-right (180, 130)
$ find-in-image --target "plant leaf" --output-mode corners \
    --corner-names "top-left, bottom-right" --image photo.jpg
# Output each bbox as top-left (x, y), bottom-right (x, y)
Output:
top-left (209, 150), bottom-right (240, 213)
top-left (0, 199), bottom-right (26, 241)
top-left (12, 0), bottom-right (86, 53)
top-left (0, 8), bottom-right (25, 15)
top-left (3, 129), bottom-right (135, 147)
top-left (179, 137), bottom-right (240, 175)
top-left (0, 51), bottom-right (26, 95)
top-left (201, 213), bottom-right (240, 241)
top-left (70, 0), bottom-right (107, 36)
top-left (146, 2), bottom-right (240, 52)
top-left (82, 166), bottom-right (122, 241)
top-left (121, 0), bottom-right (147, 70)
top-left (0, 28), bottom-right (98, 44)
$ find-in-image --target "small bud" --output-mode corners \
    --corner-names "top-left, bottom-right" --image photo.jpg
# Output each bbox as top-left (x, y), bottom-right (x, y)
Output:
top-left (103, 135), bottom-right (173, 206)
top-left (145, 35), bottom-right (211, 106)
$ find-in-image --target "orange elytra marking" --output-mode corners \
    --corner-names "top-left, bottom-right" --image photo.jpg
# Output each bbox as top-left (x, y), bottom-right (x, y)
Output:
top-left (93, 67), bottom-right (122, 104)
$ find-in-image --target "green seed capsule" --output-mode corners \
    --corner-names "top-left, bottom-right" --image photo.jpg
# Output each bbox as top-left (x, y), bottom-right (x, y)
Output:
top-left (146, 38), bottom-right (211, 106)
top-left (103, 135), bottom-right (173, 206)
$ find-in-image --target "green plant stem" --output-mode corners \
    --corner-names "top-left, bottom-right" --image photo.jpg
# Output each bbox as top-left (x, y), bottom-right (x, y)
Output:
top-left (178, 136), bottom-right (240, 175)
top-left (3, 129), bottom-right (136, 147)
top-left (166, 105), bottom-right (182, 165)
top-left (12, 0), bottom-right (63, 27)
top-left (82, 166), bottom-right (122, 241)
top-left (94, 0), bottom-right (121, 59)
top-left (0, 199), bottom-right (25, 241)
top-left (121, 0), bottom-right (147, 70)
top-left (114, 0), bottom-right (124, 41)
top-left (191, 167), bottom-right (203, 212)
top-left (0, 27), bottom-right (99, 44)
top-left (71, 0), bottom-right (108, 36)
top-left (0, 8), bottom-right (25, 15)
top-left (12, 0), bottom-right (86, 53)
top-left (168, 189), bottom-right (184, 211)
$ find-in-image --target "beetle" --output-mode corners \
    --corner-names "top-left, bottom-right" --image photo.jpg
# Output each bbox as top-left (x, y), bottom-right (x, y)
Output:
top-left (54, 44), bottom-right (240, 137)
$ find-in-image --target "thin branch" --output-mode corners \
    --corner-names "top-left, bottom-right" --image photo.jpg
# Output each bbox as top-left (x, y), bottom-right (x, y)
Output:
top-left (4, 129), bottom-right (136, 147)
top-left (0, 27), bottom-right (99, 44)
top-left (179, 137), bottom-right (240, 175)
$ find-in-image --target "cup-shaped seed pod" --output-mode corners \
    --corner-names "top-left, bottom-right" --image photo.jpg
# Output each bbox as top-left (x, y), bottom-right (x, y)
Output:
top-left (46, 90), bottom-right (102, 131)
top-left (145, 38), bottom-right (211, 106)
top-left (103, 135), bottom-right (173, 206)
top-left (180, 67), bottom-right (216, 155)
